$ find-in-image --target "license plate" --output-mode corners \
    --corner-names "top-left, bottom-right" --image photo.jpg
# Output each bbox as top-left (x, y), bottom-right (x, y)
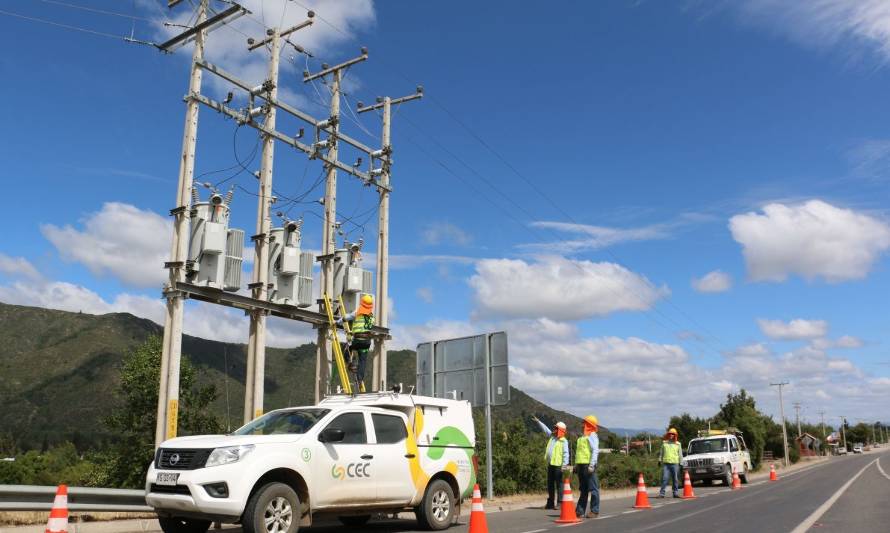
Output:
top-left (156, 472), bottom-right (180, 486)
top-left (696, 468), bottom-right (708, 474)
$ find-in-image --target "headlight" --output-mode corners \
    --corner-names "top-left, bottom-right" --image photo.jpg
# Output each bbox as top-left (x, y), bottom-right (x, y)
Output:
top-left (205, 445), bottom-right (255, 468)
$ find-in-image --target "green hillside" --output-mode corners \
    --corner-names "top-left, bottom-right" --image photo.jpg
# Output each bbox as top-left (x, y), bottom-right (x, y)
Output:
top-left (0, 302), bottom-right (591, 450)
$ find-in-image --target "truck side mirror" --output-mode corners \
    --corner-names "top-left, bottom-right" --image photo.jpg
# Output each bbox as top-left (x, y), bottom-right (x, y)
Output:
top-left (319, 428), bottom-right (345, 443)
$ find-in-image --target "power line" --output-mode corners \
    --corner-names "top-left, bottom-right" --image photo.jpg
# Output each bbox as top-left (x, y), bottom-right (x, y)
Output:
top-left (0, 7), bottom-right (142, 41)
top-left (34, 0), bottom-right (158, 23)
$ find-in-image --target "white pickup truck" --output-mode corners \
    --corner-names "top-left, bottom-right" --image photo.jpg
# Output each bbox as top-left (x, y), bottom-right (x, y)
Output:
top-left (682, 431), bottom-right (752, 486)
top-left (145, 392), bottom-right (476, 533)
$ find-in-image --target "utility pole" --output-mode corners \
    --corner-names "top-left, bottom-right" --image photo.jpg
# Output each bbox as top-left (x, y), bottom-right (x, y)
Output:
top-left (305, 51), bottom-right (368, 401)
top-left (243, 27), bottom-right (282, 423)
top-left (839, 416), bottom-right (847, 449)
top-left (155, 0), bottom-right (208, 447)
top-left (770, 382), bottom-right (790, 467)
top-left (793, 402), bottom-right (802, 437)
top-left (357, 87), bottom-right (423, 391)
top-left (818, 410), bottom-right (826, 439)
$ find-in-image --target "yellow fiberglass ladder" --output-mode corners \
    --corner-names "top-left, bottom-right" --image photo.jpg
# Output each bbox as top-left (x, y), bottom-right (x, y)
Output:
top-left (337, 295), bottom-right (366, 393)
top-left (322, 293), bottom-right (353, 394)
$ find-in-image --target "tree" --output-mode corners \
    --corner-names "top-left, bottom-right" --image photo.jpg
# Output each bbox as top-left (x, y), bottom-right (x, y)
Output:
top-left (711, 390), bottom-right (768, 467)
top-left (92, 336), bottom-right (222, 488)
top-left (667, 413), bottom-right (710, 446)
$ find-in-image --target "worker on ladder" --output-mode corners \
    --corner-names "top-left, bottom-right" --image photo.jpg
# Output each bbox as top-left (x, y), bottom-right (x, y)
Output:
top-left (336, 293), bottom-right (375, 389)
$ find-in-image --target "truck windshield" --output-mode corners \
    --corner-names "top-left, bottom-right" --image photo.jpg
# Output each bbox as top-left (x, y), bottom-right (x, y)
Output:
top-left (234, 409), bottom-right (330, 435)
top-left (689, 438), bottom-right (728, 454)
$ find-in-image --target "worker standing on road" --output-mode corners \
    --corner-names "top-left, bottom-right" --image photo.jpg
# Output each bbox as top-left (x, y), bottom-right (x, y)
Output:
top-left (533, 417), bottom-right (570, 510)
top-left (575, 415), bottom-right (600, 519)
top-left (658, 428), bottom-right (683, 498)
top-left (336, 293), bottom-right (374, 388)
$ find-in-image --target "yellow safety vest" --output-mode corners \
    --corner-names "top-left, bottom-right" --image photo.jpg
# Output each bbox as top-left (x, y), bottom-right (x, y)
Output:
top-left (662, 441), bottom-right (681, 464)
top-left (576, 436), bottom-right (591, 464)
top-left (546, 437), bottom-right (566, 466)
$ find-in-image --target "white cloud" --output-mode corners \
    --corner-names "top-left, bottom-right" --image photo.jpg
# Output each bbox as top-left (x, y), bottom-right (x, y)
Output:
top-left (41, 202), bottom-right (170, 288)
top-left (421, 223), bottom-right (472, 246)
top-left (692, 270), bottom-right (732, 293)
top-left (468, 256), bottom-right (668, 321)
top-left (153, 1), bottom-right (375, 99)
top-left (730, 0), bottom-right (890, 61)
top-left (811, 335), bottom-right (865, 350)
top-left (758, 318), bottom-right (829, 340)
top-left (416, 287), bottom-right (433, 304)
top-left (729, 200), bottom-right (890, 282)
top-left (0, 254), bottom-right (41, 281)
top-left (522, 221), bottom-right (672, 253)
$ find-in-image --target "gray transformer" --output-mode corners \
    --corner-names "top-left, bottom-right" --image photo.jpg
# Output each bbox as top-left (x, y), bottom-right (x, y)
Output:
top-left (332, 242), bottom-right (373, 315)
top-left (269, 221), bottom-right (314, 307)
top-left (186, 191), bottom-right (243, 292)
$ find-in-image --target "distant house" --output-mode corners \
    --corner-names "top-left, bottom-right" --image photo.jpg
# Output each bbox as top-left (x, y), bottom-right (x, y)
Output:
top-left (796, 433), bottom-right (821, 457)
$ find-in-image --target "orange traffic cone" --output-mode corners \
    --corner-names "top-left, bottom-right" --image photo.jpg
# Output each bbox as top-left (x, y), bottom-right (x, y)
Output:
top-left (769, 464), bottom-right (778, 482)
top-left (633, 473), bottom-right (652, 509)
top-left (731, 467), bottom-right (742, 489)
top-left (468, 484), bottom-right (488, 533)
top-left (681, 470), bottom-right (696, 499)
top-left (554, 478), bottom-right (581, 524)
top-left (45, 485), bottom-right (68, 533)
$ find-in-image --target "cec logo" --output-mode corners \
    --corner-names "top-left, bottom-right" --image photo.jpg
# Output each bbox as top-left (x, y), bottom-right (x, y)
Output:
top-left (331, 462), bottom-right (371, 480)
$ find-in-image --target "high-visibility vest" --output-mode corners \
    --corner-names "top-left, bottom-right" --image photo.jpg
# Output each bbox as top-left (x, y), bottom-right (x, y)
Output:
top-left (351, 314), bottom-right (374, 334)
top-left (576, 436), bottom-right (592, 464)
top-left (546, 437), bottom-right (567, 466)
top-left (662, 441), bottom-right (681, 464)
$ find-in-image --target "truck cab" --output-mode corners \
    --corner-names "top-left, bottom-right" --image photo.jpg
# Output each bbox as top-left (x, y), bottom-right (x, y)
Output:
top-left (682, 431), bottom-right (752, 486)
top-left (145, 392), bottom-right (476, 533)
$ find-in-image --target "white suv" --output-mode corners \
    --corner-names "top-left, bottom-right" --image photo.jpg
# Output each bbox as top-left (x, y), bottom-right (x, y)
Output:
top-left (682, 433), bottom-right (752, 486)
top-left (146, 393), bottom-right (476, 533)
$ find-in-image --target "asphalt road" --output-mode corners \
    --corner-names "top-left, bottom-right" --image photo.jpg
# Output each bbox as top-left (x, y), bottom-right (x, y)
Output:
top-left (9, 450), bottom-right (886, 533)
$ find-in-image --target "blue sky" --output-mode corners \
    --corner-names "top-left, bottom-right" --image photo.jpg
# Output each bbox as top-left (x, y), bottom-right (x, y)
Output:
top-left (1, 0), bottom-right (890, 427)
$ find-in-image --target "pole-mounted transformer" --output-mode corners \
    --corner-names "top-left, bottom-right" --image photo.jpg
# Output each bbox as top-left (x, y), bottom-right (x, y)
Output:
top-left (268, 219), bottom-right (314, 307)
top-left (186, 187), bottom-right (243, 291)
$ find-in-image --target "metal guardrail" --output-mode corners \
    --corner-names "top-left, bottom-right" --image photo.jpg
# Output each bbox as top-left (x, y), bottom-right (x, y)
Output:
top-left (0, 485), bottom-right (152, 512)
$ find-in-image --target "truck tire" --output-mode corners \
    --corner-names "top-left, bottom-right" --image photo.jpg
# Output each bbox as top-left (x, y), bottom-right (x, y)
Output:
top-left (416, 479), bottom-right (455, 531)
top-left (740, 463), bottom-right (749, 484)
top-left (338, 515), bottom-right (371, 527)
top-left (723, 464), bottom-right (733, 486)
top-left (242, 482), bottom-right (300, 533)
top-left (157, 517), bottom-right (211, 533)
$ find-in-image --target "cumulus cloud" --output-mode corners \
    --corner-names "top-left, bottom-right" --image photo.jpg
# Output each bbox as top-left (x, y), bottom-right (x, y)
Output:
top-left (0, 254), bottom-right (41, 281)
top-left (758, 318), bottom-right (829, 340)
top-left (692, 270), bottom-right (732, 293)
top-left (41, 202), bottom-right (170, 288)
top-left (729, 200), bottom-right (890, 283)
top-left (468, 256), bottom-right (668, 321)
top-left (811, 335), bottom-right (864, 350)
top-left (729, 0), bottom-right (890, 61)
top-left (421, 223), bottom-right (472, 246)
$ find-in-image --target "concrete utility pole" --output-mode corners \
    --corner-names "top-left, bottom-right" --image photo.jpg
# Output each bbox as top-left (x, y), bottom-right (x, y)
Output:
top-left (243, 28), bottom-right (282, 423)
top-left (793, 402), bottom-right (802, 437)
top-left (305, 51), bottom-right (368, 401)
top-left (155, 0), bottom-right (208, 447)
top-left (818, 410), bottom-right (826, 439)
top-left (357, 88), bottom-right (422, 391)
top-left (770, 382), bottom-right (790, 467)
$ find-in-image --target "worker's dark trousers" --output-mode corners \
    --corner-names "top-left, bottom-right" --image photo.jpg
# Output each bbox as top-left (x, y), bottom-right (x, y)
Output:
top-left (546, 465), bottom-right (563, 508)
top-left (576, 464), bottom-right (600, 516)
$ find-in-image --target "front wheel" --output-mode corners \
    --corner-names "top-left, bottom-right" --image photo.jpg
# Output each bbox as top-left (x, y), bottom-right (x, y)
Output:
top-left (157, 517), bottom-right (211, 533)
top-left (723, 464), bottom-right (733, 486)
top-left (242, 482), bottom-right (300, 533)
top-left (740, 463), bottom-right (749, 484)
top-left (416, 479), bottom-right (455, 531)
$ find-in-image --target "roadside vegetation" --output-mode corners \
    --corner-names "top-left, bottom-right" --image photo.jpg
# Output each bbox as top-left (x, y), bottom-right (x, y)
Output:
top-left (1, 337), bottom-right (877, 496)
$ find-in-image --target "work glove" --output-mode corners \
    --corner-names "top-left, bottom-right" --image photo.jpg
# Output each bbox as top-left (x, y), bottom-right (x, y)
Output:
top-left (561, 465), bottom-right (572, 474)
top-left (587, 465), bottom-right (595, 474)
top-left (335, 317), bottom-right (343, 326)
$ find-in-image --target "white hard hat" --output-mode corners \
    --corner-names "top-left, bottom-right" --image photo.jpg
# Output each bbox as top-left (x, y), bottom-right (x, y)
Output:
top-left (556, 422), bottom-right (566, 430)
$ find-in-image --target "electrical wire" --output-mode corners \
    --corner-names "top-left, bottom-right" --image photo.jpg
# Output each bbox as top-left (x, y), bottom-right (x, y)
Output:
top-left (34, 0), bottom-right (157, 22)
top-left (0, 7), bottom-right (143, 41)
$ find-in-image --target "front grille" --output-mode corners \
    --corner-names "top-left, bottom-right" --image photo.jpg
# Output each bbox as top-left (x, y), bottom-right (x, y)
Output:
top-left (155, 448), bottom-right (212, 470)
top-left (149, 484), bottom-right (191, 496)
top-left (687, 458), bottom-right (714, 467)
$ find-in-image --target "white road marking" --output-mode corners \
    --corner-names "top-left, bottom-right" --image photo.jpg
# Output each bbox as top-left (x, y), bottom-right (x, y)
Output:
top-left (877, 458), bottom-right (890, 481)
top-left (622, 509), bottom-right (640, 514)
top-left (519, 529), bottom-right (548, 533)
top-left (789, 459), bottom-right (877, 533)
